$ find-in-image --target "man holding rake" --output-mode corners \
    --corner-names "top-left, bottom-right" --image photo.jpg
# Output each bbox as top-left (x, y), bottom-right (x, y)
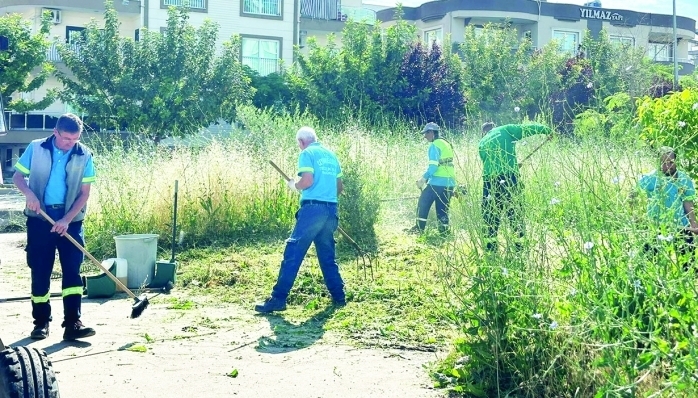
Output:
top-left (255, 126), bottom-right (346, 313)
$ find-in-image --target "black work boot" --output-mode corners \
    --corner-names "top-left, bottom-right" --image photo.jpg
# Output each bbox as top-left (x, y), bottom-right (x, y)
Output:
top-left (254, 297), bottom-right (287, 313)
top-left (30, 322), bottom-right (50, 340)
top-left (404, 225), bottom-right (424, 235)
top-left (62, 320), bottom-right (96, 341)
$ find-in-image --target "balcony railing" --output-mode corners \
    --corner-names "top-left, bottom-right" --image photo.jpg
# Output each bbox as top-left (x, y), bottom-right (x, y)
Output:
top-left (242, 57), bottom-right (279, 76)
top-left (163, 0), bottom-right (206, 9)
top-left (339, 6), bottom-right (376, 23)
top-left (300, 0), bottom-right (375, 24)
top-left (243, 0), bottom-right (281, 16)
top-left (650, 56), bottom-right (691, 63)
top-left (3, 111), bottom-right (74, 131)
top-left (45, 43), bottom-right (81, 63)
top-left (1, 111), bottom-right (114, 132)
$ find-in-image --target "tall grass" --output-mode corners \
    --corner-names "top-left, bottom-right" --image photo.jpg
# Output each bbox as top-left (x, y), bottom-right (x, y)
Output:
top-left (81, 109), bottom-right (698, 396)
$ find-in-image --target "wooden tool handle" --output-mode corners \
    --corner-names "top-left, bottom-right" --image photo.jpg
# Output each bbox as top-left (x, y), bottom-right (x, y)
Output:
top-left (268, 160), bottom-right (363, 253)
top-left (269, 160), bottom-right (293, 181)
top-left (519, 135), bottom-right (552, 165)
top-left (38, 209), bottom-right (136, 299)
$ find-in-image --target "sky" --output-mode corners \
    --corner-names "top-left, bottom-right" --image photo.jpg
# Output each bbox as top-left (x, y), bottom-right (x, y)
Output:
top-left (364, 0), bottom-right (698, 23)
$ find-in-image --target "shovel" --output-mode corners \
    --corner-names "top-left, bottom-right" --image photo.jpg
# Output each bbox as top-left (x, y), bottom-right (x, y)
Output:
top-left (151, 180), bottom-right (178, 291)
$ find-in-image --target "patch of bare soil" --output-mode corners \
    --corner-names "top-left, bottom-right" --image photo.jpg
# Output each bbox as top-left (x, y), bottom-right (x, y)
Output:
top-left (0, 232), bottom-right (445, 398)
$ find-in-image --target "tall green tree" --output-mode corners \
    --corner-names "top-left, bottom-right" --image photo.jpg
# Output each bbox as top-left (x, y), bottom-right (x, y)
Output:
top-left (398, 40), bottom-right (466, 127)
top-left (458, 23), bottom-right (546, 122)
top-left (0, 13), bottom-right (55, 112)
top-left (56, 0), bottom-right (252, 141)
top-left (290, 10), bottom-right (467, 128)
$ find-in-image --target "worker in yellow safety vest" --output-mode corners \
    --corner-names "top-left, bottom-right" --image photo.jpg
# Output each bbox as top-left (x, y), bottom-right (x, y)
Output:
top-left (408, 122), bottom-right (456, 234)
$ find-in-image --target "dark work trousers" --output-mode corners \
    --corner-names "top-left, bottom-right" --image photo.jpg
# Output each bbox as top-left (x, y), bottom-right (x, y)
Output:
top-left (482, 174), bottom-right (525, 251)
top-left (643, 230), bottom-right (696, 271)
top-left (26, 207), bottom-right (85, 326)
top-left (416, 185), bottom-right (454, 232)
top-left (271, 202), bottom-right (345, 302)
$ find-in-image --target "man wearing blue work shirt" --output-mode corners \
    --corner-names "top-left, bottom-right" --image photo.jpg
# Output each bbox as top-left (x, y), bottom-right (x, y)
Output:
top-left (255, 126), bottom-right (346, 313)
top-left (408, 122), bottom-right (456, 234)
top-left (12, 113), bottom-right (97, 340)
top-left (636, 146), bottom-right (698, 269)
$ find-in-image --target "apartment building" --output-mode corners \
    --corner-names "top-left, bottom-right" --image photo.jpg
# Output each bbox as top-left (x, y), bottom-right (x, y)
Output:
top-left (299, 0), bottom-right (375, 50)
top-left (0, 0), bottom-right (375, 179)
top-left (376, 0), bottom-right (697, 75)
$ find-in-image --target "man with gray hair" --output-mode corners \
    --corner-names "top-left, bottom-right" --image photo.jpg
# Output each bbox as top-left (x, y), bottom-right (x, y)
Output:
top-left (255, 126), bottom-right (346, 313)
top-left (637, 146), bottom-right (698, 268)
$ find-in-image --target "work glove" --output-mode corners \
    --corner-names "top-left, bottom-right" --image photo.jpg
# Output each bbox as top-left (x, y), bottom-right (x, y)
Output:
top-left (416, 178), bottom-right (427, 190)
top-left (286, 179), bottom-right (298, 192)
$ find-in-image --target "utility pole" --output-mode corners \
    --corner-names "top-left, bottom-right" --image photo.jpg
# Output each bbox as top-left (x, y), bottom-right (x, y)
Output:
top-left (0, 35), bottom-right (8, 134)
top-left (673, 0), bottom-right (679, 90)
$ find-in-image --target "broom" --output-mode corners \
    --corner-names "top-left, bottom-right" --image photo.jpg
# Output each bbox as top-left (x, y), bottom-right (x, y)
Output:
top-left (38, 209), bottom-right (150, 318)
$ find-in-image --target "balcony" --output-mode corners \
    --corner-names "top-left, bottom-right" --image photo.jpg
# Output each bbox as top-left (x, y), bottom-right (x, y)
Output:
top-left (650, 56), bottom-right (691, 63)
top-left (163, 0), bottom-right (206, 10)
top-left (0, 0), bottom-right (141, 14)
top-left (242, 57), bottom-right (279, 76)
top-left (3, 111), bottom-right (74, 131)
top-left (243, 0), bottom-right (281, 17)
top-left (339, 6), bottom-right (376, 24)
top-left (45, 43), bottom-right (82, 63)
top-left (0, 111), bottom-right (119, 134)
top-left (300, 0), bottom-right (375, 24)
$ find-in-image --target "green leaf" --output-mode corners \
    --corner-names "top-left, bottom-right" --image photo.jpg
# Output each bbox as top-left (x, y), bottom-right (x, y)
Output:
top-left (227, 369), bottom-right (239, 378)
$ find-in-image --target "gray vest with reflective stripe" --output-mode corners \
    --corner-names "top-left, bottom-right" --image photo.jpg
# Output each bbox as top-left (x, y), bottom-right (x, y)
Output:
top-left (25, 137), bottom-right (92, 222)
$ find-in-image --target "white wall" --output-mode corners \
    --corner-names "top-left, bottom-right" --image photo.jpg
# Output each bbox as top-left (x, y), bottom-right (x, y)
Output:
top-left (148, 1), bottom-right (296, 64)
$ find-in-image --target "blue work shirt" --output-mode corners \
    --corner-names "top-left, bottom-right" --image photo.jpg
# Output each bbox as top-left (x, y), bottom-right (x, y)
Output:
top-left (297, 142), bottom-right (342, 203)
top-left (15, 140), bottom-right (96, 206)
top-left (638, 170), bottom-right (696, 228)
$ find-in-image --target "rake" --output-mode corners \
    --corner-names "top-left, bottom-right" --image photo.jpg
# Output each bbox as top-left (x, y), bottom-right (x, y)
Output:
top-left (268, 160), bottom-right (376, 280)
top-left (38, 209), bottom-right (150, 318)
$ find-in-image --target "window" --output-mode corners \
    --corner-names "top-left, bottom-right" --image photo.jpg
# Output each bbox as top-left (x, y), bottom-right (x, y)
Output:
top-left (610, 35), bottom-right (634, 47)
top-left (66, 26), bottom-right (85, 44)
top-left (646, 42), bottom-right (672, 62)
top-left (552, 30), bottom-right (580, 54)
top-left (242, 0), bottom-right (281, 18)
top-left (424, 28), bottom-right (443, 45)
top-left (241, 37), bottom-right (280, 76)
top-left (19, 148), bottom-right (25, 157)
top-left (5, 149), bottom-right (12, 168)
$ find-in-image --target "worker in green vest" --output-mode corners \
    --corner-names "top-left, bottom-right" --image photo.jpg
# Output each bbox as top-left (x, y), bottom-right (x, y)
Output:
top-left (479, 122), bottom-right (552, 252)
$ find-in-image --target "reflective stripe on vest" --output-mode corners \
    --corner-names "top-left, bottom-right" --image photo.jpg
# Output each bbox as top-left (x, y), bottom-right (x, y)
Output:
top-left (433, 139), bottom-right (455, 179)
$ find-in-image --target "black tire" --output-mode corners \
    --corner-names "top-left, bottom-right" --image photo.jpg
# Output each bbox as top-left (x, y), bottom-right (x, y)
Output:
top-left (0, 346), bottom-right (59, 398)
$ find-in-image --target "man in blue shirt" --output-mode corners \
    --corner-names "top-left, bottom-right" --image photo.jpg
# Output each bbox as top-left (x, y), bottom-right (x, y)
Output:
top-left (12, 113), bottom-right (97, 340)
top-left (255, 126), bottom-right (346, 313)
top-left (637, 146), bottom-right (698, 268)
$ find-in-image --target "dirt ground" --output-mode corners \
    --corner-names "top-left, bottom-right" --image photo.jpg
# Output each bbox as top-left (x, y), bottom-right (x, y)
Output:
top-left (0, 232), bottom-right (445, 398)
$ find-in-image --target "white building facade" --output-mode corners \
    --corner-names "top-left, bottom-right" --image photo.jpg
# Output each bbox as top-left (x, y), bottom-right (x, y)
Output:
top-left (376, 0), bottom-right (696, 74)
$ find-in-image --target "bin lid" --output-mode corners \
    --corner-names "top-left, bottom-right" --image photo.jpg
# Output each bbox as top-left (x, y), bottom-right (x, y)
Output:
top-left (114, 234), bottom-right (159, 240)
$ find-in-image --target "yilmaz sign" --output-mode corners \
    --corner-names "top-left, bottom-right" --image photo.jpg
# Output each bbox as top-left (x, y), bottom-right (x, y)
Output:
top-left (580, 8), bottom-right (623, 21)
